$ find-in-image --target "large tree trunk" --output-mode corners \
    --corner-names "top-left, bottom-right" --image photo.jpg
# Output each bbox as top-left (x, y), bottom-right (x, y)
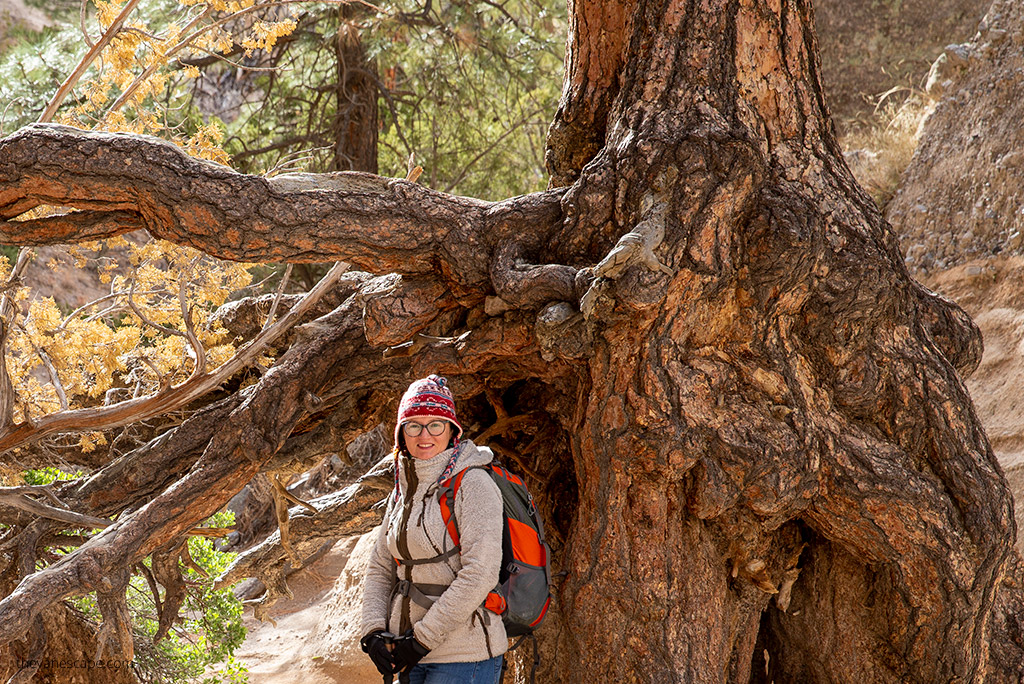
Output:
top-left (0, 0), bottom-right (1021, 681)
top-left (543, 0), bottom-right (1014, 680)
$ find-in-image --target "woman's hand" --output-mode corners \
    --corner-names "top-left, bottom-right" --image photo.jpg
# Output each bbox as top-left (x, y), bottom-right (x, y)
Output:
top-left (361, 629), bottom-right (397, 676)
top-left (391, 629), bottom-right (430, 673)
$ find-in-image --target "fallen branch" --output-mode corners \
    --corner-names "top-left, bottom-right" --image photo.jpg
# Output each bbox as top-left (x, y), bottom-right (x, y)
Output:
top-left (0, 125), bottom-right (566, 291)
top-left (216, 459), bottom-right (392, 620)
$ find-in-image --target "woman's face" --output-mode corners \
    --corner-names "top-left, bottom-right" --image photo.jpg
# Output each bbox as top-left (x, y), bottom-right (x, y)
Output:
top-left (402, 417), bottom-right (453, 460)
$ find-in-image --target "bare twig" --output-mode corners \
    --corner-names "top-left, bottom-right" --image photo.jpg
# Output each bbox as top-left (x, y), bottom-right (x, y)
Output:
top-left (188, 526), bottom-right (234, 538)
top-left (186, 46), bottom-right (281, 72)
top-left (79, 0), bottom-right (95, 48)
top-left (0, 489), bottom-right (111, 528)
top-left (105, 5), bottom-right (212, 115)
top-left (0, 248), bottom-right (33, 430)
top-left (178, 258), bottom-right (207, 376)
top-left (59, 290), bottom-right (126, 330)
top-left (40, 0), bottom-right (143, 122)
top-left (0, 483), bottom-right (65, 507)
top-left (443, 107), bottom-right (545, 193)
top-left (136, 562), bottom-right (163, 618)
top-left (58, 287), bottom-right (162, 330)
top-left (14, 320), bottom-right (69, 411)
top-left (126, 275), bottom-right (187, 341)
top-left (262, 264), bottom-right (293, 332)
top-left (0, 484), bottom-right (236, 537)
top-left (1, 247), bottom-right (32, 321)
top-left (35, 348), bottom-right (68, 411)
top-left (180, 541), bottom-right (207, 577)
top-left (139, 354), bottom-right (171, 392)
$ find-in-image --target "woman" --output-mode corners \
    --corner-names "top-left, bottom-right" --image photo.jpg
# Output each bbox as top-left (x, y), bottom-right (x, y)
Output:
top-left (361, 374), bottom-right (507, 684)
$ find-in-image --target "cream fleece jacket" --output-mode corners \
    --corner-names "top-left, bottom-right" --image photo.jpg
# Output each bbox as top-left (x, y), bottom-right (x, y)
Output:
top-left (360, 439), bottom-right (508, 663)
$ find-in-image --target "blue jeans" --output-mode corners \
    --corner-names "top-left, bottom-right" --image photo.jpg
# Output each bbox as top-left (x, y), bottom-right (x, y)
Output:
top-left (405, 655), bottom-right (504, 684)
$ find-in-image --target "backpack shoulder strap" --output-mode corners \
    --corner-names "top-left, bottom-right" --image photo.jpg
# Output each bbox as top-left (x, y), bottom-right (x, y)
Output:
top-left (437, 464), bottom-right (492, 548)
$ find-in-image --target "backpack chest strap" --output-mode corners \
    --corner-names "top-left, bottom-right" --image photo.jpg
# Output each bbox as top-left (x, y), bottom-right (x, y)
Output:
top-left (394, 546), bottom-right (460, 566)
top-left (392, 579), bottom-right (450, 610)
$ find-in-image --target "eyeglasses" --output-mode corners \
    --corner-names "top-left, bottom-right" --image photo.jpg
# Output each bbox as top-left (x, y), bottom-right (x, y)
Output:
top-left (402, 420), bottom-right (449, 437)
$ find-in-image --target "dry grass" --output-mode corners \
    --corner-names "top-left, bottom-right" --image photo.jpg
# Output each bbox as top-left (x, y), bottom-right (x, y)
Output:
top-left (839, 90), bottom-right (933, 212)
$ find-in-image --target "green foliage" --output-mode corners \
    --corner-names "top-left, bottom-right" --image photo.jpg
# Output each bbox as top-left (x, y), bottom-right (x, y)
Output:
top-left (67, 512), bottom-right (247, 684)
top-left (220, 0), bottom-right (565, 199)
top-left (134, 511), bottom-right (247, 684)
top-left (2, 0), bottom-right (566, 195)
top-left (371, 0), bottom-right (565, 198)
top-left (21, 466), bottom-right (84, 485)
top-left (0, 23), bottom-right (82, 132)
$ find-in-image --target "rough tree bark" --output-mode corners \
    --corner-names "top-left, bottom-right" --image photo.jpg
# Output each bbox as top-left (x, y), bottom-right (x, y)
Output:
top-left (330, 3), bottom-right (378, 174)
top-left (0, 0), bottom-right (1022, 681)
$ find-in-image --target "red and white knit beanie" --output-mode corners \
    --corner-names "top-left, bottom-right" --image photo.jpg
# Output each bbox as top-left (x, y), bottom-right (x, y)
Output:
top-left (393, 373), bottom-right (464, 448)
top-left (392, 374), bottom-right (465, 499)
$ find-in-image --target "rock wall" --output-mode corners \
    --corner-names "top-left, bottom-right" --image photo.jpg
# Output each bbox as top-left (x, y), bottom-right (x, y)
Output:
top-left (922, 256), bottom-right (1024, 554)
top-left (0, 0), bottom-right (51, 49)
top-left (307, 532), bottom-right (382, 683)
top-left (887, 0), bottom-right (1024, 271)
top-left (814, 0), bottom-right (983, 128)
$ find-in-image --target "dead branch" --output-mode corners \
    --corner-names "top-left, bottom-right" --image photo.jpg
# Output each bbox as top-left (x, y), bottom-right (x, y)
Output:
top-left (93, 569), bottom-right (132, 663)
top-left (272, 474), bottom-right (302, 567)
top-left (40, 0), bottom-right (143, 122)
top-left (212, 271), bottom-right (370, 347)
top-left (178, 257), bottom-right (207, 376)
top-left (262, 264), bottom-right (293, 331)
top-left (151, 540), bottom-right (187, 643)
top-left (179, 540), bottom-right (206, 578)
top-left (215, 458), bottom-right (391, 618)
top-left (0, 248), bottom-right (32, 432)
top-left (0, 488), bottom-right (110, 529)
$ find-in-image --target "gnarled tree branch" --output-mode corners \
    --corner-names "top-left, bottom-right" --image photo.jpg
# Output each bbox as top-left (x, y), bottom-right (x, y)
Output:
top-left (0, 124), bottom-right (567, 299)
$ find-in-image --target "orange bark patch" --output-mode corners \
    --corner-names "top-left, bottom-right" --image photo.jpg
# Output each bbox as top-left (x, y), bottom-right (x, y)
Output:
top-left (182, 206), bottom-right (216, 235)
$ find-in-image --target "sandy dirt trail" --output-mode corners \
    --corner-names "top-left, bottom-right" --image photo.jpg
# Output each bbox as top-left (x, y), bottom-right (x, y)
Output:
top-left (227, 534), bottom-right (382, 684)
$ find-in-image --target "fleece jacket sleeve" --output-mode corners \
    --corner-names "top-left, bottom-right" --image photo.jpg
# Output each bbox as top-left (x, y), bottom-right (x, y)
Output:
top-left (412, 469), bottom-right (503, 650)
top-left (360, 502), bottom-right (395, 636)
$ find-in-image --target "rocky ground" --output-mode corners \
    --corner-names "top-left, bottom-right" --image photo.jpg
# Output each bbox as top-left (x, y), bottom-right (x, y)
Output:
top-left (922, 256), bottom-right (1024, 551)
top-left (887, 0), bottom-right (1024, 272)
top-left (0, 0), bottom-right (50, 48)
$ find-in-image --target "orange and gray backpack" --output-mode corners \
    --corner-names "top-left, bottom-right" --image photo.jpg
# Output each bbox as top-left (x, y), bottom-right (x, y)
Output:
top-left (437, 460), bottom-right (552, 677)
